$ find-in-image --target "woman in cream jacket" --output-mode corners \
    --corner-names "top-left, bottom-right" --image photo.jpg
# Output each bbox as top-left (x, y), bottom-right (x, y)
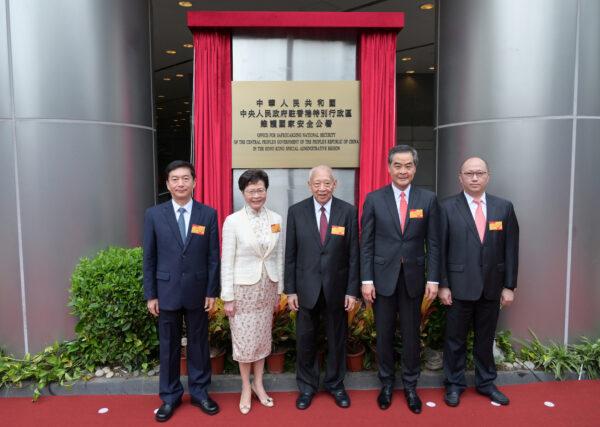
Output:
top-left (221, 169), bottom-right (284, 414)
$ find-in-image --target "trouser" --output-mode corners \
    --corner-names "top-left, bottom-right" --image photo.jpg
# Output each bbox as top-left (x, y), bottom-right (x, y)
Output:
top-left (296, 290), bottom-right (347, 394)
top-left (443, 296), bottom-right (500, 393)
top-left (158, 307), bottom-right (211, 403)
top-left (374, 273), bottom-right (423, 389)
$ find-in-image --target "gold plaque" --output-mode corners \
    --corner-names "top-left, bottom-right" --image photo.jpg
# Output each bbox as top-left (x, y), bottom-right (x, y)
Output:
top-left (232, 81), bottom-right (360, 168)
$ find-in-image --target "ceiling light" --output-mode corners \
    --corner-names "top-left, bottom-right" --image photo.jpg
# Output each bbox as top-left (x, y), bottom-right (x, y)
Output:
top-left (178, 1), bottom-right (192, 7)
top-left (420, 3), bottom-right (434, 10)
top-left (183, 43), bottom-right (193, 49)
top-left (185, 110), bottom-right (190, 113)
top-left (173, 119), bottom-right (178, 122)
top-left (175, 73), bottom-right (184, 78)
top-left (165, 50), bottom-right (177, 55)
top-left (429, 66), bottom-right (435, 70)
top-left (157, 107), bottom-right (163, 110)
top-left (177, 112), bottom-right (183, 115)
top-left (406, 70), bottom-right (415, 74)
top-left (158, 95), bottom-right (165, 98)
top-left (163, 77), bottom-right (171, 81)
top-left (401, 57), bottom-right (412, 62)
top-left (183, 101), bottom-right (189, 105)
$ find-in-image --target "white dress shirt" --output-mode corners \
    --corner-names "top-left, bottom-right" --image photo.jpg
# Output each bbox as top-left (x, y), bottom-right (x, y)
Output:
top-left (172, 198), bottom-right (193, 235)
top-left (313, 197), bottom-right (332, 231)
top-left (463, 192), bottom-right (487, 220)
top-left (362, 183), bottom-right (437, 286)
top-left (391, 183), bottom-right (411, 212)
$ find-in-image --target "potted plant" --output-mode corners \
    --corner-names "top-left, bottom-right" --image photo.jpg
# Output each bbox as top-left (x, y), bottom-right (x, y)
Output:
top-left (180, 335), bottom-right (188, 376)
top-left (267, 294), bottom-right (293, 373)
top-left (346, 301), bottom-right (370, 372)
top-left (361, 303), bottom-right (377, 369)
top-left (420, 298), bottom-right (446, 370)
top-left (208, 300), bottom-right (229, 375)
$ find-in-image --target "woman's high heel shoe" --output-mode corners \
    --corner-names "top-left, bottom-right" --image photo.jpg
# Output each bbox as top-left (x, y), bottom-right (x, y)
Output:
top-left (251, 383), bottom-right (274, 407)
top-left (239, 389), bottom-right (252, 414)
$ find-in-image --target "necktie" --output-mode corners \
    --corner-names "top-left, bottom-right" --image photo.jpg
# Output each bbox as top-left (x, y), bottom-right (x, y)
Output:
top-left (319, 206), bottom-right (327, 244)
top-left (177, 207), bottom-right (187, 242)
top-left (399, 191), bottom-right (407, 234)
top-left (474, 199), bottom-right (485, 243)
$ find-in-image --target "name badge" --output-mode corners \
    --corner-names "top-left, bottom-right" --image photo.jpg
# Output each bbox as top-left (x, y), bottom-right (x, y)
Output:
top-left (271, 224), bottom-right (281, 233)
top-left (331, 225), bottom-right (345, 236)
top-left (191, 224), bottom-right (205, 235)
top-left (409, 209), bottom-right (424, 219)
top-left (488, 221), bottom-right (503, 231)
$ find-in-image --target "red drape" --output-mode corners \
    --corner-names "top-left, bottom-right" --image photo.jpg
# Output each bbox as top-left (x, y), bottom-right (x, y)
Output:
top-left (192, 31), bottom-right (232, 234)
top-left (357, 31), bottom-right (398, 219)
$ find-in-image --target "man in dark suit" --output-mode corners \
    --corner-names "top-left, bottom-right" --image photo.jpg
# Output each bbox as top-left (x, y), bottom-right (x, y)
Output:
top-left (438, 156), bottom-right (519, 407)
top-left (285, 165), bottom-right (360, 410)
top-left (143, 160), bottom-right (220, 422)
top-left (361, 145), bottom-right (440, 414)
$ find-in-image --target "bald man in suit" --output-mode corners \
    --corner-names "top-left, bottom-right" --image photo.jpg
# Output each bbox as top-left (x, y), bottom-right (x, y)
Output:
top-left (438, 157), bottom-right (519, 408)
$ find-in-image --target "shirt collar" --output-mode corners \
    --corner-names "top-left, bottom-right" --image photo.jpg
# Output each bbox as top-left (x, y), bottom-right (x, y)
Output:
top-left (172, 198), bottom-right (193, 214)
top-left (464, 191), bottom-right (487, 206)
top-left (392, 183), bottom-right (411, 201)
top-left (313, 197), bottom-right (333, 214)
top-left (245, 204), bottom-right (266, 217)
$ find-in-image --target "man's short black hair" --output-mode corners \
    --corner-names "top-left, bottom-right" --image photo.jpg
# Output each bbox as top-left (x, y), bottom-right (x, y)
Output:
top-left (238, 169), bottom-right (269, 191)
top-left (165, 160), bottom-right (195, 180)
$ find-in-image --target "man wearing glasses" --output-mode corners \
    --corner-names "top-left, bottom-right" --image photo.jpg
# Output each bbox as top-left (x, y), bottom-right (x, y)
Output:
top-left (438, 157), bottom-right (519, 407)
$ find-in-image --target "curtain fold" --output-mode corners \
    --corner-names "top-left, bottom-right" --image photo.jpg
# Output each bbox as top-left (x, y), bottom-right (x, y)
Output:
top-left (192, 31), bottom-right (232, 235)
top-left (357, 31), bottom-right (397, 219)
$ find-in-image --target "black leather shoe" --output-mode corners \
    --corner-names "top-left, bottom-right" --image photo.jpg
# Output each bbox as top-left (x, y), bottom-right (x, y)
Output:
top-left (404, 389), bottom-right (422, 414)
top-left (155, 400), bottom-right (181, 422)
top-left (477, 387), bottom-right (510, 405)
top-left (377, 385), bottom-right (393, 410)
top-left (444, 391), bottom-right (460, 407)
top-left (191, 396), bottom-right (220, 415)
top-left (329, 389), bottom-right (351, 408)
top-left (296, 392), bottom-right (314, 410)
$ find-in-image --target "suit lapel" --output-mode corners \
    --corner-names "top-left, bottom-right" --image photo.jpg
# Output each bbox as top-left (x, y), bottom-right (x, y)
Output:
top-left (483, 196), bottom-right (496, 245)
top-left (323, 198), bottom-right (342, 248)
top-left (182, 201), bottom-right (200, 252)
top-left (384, 185), bottom-right (402, 237)
top-left (162, 202), bottom-right (184, 249)
top-left (264, 208), bottom-right (278, 258)
top-left (239, 208), bottom-right (263, 257)
top-left (456, 194), bottom-right (482, 245)
top-left (304, 197), bottom-right (324, 248)
top-left (404, 186), bottom-right (420, 237)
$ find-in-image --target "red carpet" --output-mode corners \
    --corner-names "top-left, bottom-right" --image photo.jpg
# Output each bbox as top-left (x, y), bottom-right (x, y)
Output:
top-left (1, 381), bottom-right (599, 426)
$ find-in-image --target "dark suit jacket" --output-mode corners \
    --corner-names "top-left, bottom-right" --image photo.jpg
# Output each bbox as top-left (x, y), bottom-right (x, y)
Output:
top-left (143, 199), bottom-right (220, 310)
top-left (284, 196), bottom-right (360, 310)
top-left (439, 192), bottom-right (519, 301)
top-left (360, 185), bottom-right (441, 298)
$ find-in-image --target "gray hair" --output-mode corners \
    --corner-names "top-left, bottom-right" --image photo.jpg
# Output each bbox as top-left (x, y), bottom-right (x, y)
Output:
top-left (308, 165), bottom-right (335, 182)
top-left (388, 144), bottom-right (419, 166)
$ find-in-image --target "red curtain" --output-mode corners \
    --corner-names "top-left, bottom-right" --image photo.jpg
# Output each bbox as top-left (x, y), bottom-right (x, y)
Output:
top-left (192, 31), bottom-right (232, 234)
top-left (357, 31), bottom-right (398, 219)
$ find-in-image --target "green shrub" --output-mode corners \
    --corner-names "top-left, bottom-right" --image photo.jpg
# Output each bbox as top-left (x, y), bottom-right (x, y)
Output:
top-left (0, 341), bottom-right (85, 401)
top-left (69, 247), bottom-right (158, 371)
top-left (496, 330), bottom-right (517, 363)
top-left (572, 337), bottom-right (600, 379)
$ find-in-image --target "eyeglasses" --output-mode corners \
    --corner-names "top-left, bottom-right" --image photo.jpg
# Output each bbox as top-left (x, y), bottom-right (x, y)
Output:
top-left (244, 188), bottom-right (266, 196)
top-left (462, 171), bottom-right (488, 179)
